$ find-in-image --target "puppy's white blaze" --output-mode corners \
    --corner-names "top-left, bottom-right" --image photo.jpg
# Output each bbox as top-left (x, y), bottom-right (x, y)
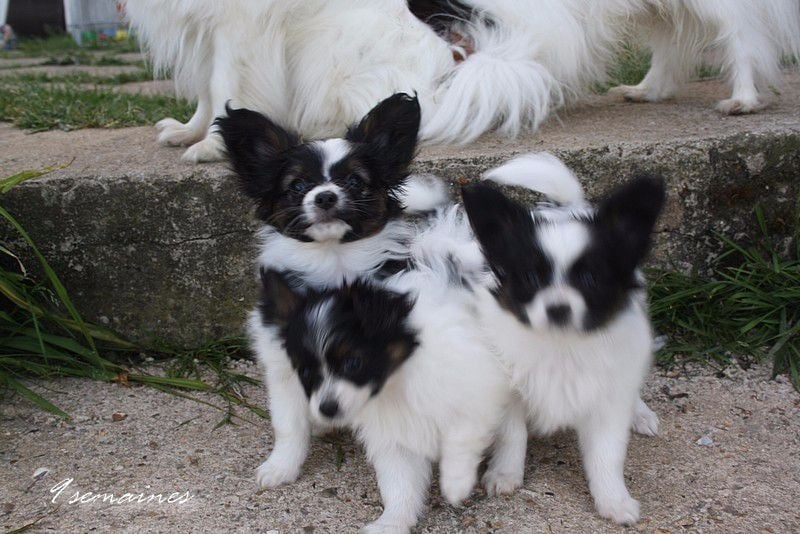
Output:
top-left (483, 152), bottom-right (585, 205)
top-left (537, 221), bottom-right (590, 273)
top-left (301, 183), bottom-right (351, 241)
top-left (311, 138), bottom-right (352, 181)
top-left (305, 299), bottom-right (334, 357)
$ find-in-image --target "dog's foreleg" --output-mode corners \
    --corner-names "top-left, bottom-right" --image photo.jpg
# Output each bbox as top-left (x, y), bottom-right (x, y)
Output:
top-left (362, 445), bottom-right (431, 534)
top-left (157, 91), bottom-right (213, 147)
top-left (255, 364), bottom-right (311, 489)
top-left (715, 31), bottom-right (766, 115)
top-left (482, 395), bottom-right (527, 496)
top-left (577, 410), bottom-right (640, 525)
top-left (439, 424), bottom-right (494, 506)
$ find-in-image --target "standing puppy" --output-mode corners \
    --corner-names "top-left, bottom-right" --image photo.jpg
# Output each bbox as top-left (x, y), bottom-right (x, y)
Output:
top-left (255, 255), bottom-right (510, 532)
top-left (462, 161), bottom-right (666, 525)
top-left (217, 93), bottom-right (428, 488)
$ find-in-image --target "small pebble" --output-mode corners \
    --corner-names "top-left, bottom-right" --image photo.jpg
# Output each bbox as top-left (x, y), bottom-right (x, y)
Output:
top-left (112, 412), bottom-right (127, 422)
top-left (32, 467), bottom-right (50, 480)
top-left (696, 435), bottom-right (714, 446)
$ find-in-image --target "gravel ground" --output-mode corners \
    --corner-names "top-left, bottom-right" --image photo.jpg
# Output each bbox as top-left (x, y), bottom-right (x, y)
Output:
top-left (1, 362), bottom-right (798, 533)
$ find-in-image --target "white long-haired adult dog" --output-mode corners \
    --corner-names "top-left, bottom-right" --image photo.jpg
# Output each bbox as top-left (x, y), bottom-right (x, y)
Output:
top-left (126, 0), bottom-right (800, 161)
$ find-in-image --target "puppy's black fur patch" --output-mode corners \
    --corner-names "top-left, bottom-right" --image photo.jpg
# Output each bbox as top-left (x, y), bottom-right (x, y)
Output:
top-left (407, 0), bottom-right (476, 34)
top-left (259, 269), bottom-right (419, 397)
top-left (462, 183), bottom-right (552, 324)
top-left (216, 93), bottom-right (421, 242)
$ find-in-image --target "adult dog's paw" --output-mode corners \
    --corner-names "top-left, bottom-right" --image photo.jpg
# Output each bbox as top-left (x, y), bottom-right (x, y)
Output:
top-left (181, 135), bottom-right (226, 163)
top-left (716, 97), bottom-right (765, 115)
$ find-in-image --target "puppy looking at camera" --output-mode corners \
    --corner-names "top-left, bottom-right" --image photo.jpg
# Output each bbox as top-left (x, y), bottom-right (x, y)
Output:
top-left (461, 156), bottom-right (666, 525)
top-left (216, 93), bottom-right (444, 488)
top-left (254, 254), bottom-right (510, 532)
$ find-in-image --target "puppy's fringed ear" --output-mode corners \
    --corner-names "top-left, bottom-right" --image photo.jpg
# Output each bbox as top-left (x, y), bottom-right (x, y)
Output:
top-left (595, 174), bottom-right (666, 270)
top-left (257, 268), bottom-right (304, 327)
top-left (215, 104), bottom-right (299, 200)
top-left (346, 93), bottom-right (421, 183)
top-left (461, 182), bottom-right (536, 267)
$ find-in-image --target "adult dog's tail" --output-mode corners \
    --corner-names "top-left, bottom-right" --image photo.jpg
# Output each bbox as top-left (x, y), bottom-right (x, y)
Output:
top-left (420, 21), bottom-right (563, 145)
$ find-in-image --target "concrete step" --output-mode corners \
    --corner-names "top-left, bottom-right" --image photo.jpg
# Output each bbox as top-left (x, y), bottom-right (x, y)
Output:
top-left (2, 73), bottom-right (799, 346)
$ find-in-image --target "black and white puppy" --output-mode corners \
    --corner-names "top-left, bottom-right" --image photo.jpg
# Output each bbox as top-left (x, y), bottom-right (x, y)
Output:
top-left (216, 92), bottom-right (426, 289)
top-left (216, 93), bottom-right (444, 489)
top-left (461, 156), bottom-right (666, 525)
top-left (255, 257), bottom-right (510, 532)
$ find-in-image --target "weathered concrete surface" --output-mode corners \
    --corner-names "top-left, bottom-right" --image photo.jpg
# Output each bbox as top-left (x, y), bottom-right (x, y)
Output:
top-left (0, 363), bottom-right (798, 533)
top-left (1, 73), bottom-right (798, 345)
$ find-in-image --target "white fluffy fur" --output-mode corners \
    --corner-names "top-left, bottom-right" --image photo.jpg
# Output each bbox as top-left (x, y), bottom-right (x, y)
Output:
top-left (255, 220), bottom-right (412, 289)
top-left (127, 0), bottom-right (800, 160)
top-left (483, 152), bottom-right (585, 205)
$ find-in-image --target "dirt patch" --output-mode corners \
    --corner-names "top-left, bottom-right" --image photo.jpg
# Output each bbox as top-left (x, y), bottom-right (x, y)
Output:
top-left (1, 363), bottom-right (797, 532)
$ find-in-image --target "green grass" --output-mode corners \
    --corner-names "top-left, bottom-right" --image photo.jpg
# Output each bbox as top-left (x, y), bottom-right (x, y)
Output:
top-left (650, 205), bottom-right (800, 389)
top-left (1, 32), bottom-right (140, 58)
top-left (603, 43), bottom-right (723, 91)
top-left (0, 81), bottom-right (191, 131)
top-left (3, 70), bottom-right (154, 86)
top-left (0, 168), bottom-right (263, 421)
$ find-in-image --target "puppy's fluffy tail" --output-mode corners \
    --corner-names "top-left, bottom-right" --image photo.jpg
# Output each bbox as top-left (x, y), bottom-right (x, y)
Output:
top-left (420, 22), bottom-right (563, 145)
top-left (483, 152), bottom-right (584, 205)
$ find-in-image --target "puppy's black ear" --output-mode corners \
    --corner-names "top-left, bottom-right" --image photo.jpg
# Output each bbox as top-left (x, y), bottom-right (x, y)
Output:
top-left (215, 104), bottom-right (299, 200)
top-left (595, 174), bottom-right (666, 270)
top-left (461, 182), bottom-right (536, 271)
top-left (258, 269), bottom-right (304, 327)
top-left (346, 93), bottom-right (421, 184)
top-left (462, 183), bottom-right (538, 324)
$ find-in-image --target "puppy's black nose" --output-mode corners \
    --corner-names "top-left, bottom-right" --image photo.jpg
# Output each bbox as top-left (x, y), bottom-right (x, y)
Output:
top-left (314, 191), bottom-right (338, 210)
top-left (546, 304), bottom-right (571, 326)
top-left (319, 399), bottom-right (339, 418)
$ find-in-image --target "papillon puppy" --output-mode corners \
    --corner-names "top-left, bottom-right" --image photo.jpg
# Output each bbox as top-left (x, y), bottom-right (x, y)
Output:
top-left (458, 155), bottom-right (666, 525)
top-left (253, 256), bottom-right (511, 532)
top-left (217, 93), bottom-right (450, 490)
top-left (127, 0), bottom-right (799, 161)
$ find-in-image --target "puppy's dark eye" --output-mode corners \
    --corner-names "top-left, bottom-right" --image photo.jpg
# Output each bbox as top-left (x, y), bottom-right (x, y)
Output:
top-left (345, 173), bottom-right (364, 190)
top-left (342, 356), bottom-right (363, 374)
top-left (289, 179), bottom-right (307, 193)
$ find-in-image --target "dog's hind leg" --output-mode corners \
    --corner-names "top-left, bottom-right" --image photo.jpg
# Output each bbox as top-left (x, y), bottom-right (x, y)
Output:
top-left (156, 91), bottom-right (212, 147)
top-left (482, 395), bottom-right (527, 496)
top-left (611, 26), bottom-right (684, 103)
top-left (255, 364), bottom-right (311, 489)
top-left (715, 29), bottom-right (768, 115)
top-left (363, 445), bottom-right (431, 534)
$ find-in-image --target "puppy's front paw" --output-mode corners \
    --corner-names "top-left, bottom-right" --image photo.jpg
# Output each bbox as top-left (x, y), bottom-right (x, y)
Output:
top-left (595, 495), bottom-right (640, 525)
top-left (255, 457), bottom-right (300, 489)
top-left (481, 468), bottom-right (523, 496)
top-left (632, 403), bottom-right (660, 437)
top-left (716, 97), bottom-right (764, 115)
top-left (440, 471), bottom-right (475, 507)
top-left (360, 520), bottom-right (411, 534)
